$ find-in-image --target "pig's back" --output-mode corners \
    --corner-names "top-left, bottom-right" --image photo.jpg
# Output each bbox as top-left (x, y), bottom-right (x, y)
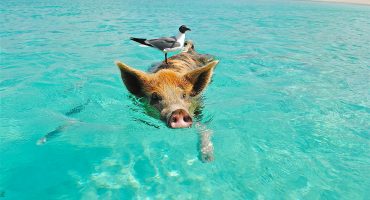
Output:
top-left (150, 42), bottom-right (215, 74)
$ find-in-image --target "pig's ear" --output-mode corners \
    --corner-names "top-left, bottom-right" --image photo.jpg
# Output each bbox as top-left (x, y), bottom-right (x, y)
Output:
top-left (184, 60), bottom-right (219, 96)
top-left (116, 61), bottom-right (149, 97)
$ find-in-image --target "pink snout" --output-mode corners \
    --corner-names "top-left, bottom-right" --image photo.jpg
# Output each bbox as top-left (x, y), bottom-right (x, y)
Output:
top-left (168, 109), bottom-right (193, 128)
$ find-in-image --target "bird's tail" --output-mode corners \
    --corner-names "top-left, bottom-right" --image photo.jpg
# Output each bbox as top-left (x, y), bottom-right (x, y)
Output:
top-left (130, 37), bottom-right (152, 47)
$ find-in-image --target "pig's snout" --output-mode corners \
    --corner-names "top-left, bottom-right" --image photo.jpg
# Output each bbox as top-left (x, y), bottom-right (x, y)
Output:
top-left (168, 109), bottom-right (193, 128)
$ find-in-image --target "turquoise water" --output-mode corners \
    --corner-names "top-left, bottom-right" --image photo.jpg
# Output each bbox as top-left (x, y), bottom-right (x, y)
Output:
top-left (1, 0), bottom-right (370, 199)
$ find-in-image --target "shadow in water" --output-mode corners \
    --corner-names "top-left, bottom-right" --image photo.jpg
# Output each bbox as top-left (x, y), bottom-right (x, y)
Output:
top-left (36, 100), bottom-right (90, 145)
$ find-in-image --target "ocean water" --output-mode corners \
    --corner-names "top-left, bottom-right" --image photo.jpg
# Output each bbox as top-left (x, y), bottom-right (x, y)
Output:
top-left (1, 0), bottom-right (370, 199)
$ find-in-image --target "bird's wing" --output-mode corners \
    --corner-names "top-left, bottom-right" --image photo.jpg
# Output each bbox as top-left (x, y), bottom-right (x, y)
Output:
top-left (147, 37), bottom-right (181, 51)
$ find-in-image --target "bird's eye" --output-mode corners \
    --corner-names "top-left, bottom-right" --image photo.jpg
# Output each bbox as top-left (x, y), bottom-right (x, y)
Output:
top-left (151, 92), bottom-right (162, 104)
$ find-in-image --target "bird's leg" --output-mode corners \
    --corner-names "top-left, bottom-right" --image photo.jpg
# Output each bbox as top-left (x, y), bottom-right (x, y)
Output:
top-left (165, 53), bottom-right (168, 64)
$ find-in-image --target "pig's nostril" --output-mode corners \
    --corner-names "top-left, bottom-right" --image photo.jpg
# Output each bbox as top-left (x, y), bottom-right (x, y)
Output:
top-left (183, 115), bottom-right (192, 123)
top-left (172, 116), bottom-right (178, 123)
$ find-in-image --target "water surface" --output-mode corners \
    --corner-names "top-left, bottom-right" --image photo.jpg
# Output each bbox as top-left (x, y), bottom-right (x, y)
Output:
top-left (1, 0), bottom-right (370, 199)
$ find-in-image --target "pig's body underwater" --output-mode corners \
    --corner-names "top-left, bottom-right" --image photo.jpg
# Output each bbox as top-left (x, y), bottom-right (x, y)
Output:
top-left (116, 41), bottom-right (219, 128)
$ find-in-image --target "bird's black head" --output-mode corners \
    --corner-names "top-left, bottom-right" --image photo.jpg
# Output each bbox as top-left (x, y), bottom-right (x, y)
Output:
top-left (179, 25), bottom-right (191, 33)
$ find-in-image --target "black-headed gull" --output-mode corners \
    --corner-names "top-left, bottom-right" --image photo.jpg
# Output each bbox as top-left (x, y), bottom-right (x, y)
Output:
top-left (130, 25), bottom-right (191, 63)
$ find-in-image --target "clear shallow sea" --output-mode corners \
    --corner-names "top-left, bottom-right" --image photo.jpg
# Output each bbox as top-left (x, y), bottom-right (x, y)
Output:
top-left (1, 0), bottom-right (370, 199)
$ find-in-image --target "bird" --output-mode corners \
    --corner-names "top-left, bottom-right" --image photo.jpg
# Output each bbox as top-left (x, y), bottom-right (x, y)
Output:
top-left (130, 25), bottom-right (191, 64)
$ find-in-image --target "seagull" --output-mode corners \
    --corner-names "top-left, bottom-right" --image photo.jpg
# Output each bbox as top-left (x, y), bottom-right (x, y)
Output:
top-left (130, 25), bottom-right (191, 64)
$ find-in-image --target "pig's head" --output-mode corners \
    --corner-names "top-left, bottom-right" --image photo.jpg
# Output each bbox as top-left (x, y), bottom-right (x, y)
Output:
top-left (116, 60), bottom-right (218, 128)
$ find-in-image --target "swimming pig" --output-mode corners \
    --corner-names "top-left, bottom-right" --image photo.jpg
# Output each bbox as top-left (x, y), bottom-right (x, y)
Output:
top-left (116, 41), bottom-right (219, 128)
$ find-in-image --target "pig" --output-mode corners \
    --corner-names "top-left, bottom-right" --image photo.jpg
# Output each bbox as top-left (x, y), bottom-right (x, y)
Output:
top-left (116, 41), bottom-right (219, 128)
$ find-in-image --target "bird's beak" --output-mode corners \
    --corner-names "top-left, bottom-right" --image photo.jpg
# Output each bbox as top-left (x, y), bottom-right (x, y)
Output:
top-left (186, 28), bottom-right (191, 31)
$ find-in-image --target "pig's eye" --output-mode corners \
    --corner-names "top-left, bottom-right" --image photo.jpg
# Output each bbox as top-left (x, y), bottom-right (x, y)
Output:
top-left (181, 93), bottom-right (187, 99)
top-left (150, 92), bottom-right (162, 104)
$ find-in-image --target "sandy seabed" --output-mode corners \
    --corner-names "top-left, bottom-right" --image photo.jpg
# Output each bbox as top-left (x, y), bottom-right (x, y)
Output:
top-left (315, 0), bottom-right (370, 5)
